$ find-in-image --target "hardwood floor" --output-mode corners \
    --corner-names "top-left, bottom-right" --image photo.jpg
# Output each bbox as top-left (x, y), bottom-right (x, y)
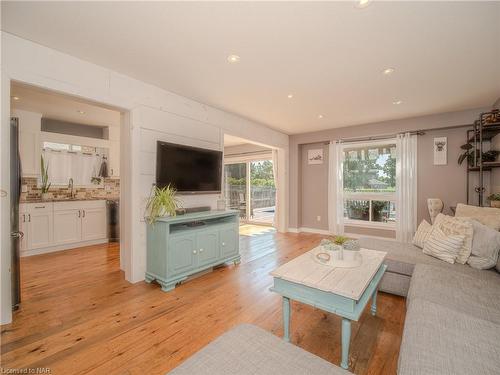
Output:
top-left (1, 229), bottom-right (406, 375)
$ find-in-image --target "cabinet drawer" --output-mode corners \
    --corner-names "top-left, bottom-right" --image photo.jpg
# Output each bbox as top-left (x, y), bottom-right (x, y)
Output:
top-left (24, 202), bottom-right (53, 213)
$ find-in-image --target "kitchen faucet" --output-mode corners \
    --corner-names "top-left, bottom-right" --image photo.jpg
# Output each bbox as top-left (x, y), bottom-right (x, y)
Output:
top-left (68, 178), bottom-right (74, 198)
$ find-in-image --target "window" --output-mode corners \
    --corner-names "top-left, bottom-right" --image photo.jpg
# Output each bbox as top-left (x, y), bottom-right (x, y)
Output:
top-left (343, 141), bottom-right (396, 227)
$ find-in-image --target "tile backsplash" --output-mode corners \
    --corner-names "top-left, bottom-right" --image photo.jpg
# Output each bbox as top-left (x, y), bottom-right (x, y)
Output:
top-left (21, 177), bottom-right (120, 202)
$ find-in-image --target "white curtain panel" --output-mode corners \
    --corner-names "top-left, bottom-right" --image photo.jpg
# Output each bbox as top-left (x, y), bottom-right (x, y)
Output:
top-left (272, 148), bottom-right (279, 229)
top-left (328, 141), bottom-right (345, 235)
top-left (396, 133), bottom-right (418, 243)
top-left (42, 149), bottom-right (100, 186)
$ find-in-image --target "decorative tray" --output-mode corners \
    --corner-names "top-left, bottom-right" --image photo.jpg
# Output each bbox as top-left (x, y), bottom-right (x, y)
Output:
top-left (312, 247), bottom-right (363, 268)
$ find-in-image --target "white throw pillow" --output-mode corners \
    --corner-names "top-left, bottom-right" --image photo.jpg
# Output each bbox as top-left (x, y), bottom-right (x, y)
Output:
top-left (455, 203), bottom-right (500, 231)
top-left (433, 214), bottom-right (473, 264)
top-left (413, 220), bottom-right (433, 248)
top-left (462, 219), bottom-right (500, 269)
top-left (423, 228), bottom-right (465, 264)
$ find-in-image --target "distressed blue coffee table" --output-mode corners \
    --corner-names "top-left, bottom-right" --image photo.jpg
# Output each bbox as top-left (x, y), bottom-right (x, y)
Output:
top-left (270, 247), bottom-right (387, 370)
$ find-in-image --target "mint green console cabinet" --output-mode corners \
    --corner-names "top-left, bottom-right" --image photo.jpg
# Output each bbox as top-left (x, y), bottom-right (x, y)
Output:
top-left (145, 210), bottom-right (240, 292)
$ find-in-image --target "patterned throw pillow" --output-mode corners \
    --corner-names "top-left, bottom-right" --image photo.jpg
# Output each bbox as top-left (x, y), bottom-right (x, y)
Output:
top-left (434, 215), bottom-right (474, 264)
top-left (455, 203), bottom-right (500, 231)
top-left (423, 228), bottom-right (465, 264)
top-left (413, 220), bottom-right (433, 248)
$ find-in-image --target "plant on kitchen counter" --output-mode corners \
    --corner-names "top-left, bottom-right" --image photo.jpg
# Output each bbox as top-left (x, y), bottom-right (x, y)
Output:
top-left (145, 184), bottom-right (181, 224)
top-left (40, 155), bottom-right (51, 198)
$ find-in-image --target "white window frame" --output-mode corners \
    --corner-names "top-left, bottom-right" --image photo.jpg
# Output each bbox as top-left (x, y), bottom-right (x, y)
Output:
top-left (342, 139), bottom-right (397, 230)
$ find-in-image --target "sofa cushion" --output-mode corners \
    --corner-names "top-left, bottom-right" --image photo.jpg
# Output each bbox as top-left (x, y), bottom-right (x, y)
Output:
top-left (433, 214), bottom-right (473, 264)
top-left (455, 203), bottom-right (500, 231)
top-left (167, 324), bottom-right (351, 375)
top-left (412, 219), bottom-right (433, 248)
top-left (398, 299), bottom-right (500, 375)
top-left (358, 238), bottom-right (473, 277)
top-left (408, 264), bottom-right (500, 324)
top-left (422, 228), bottom-right (464, 264)
top-left (466, 219), bottom-right (500, 269)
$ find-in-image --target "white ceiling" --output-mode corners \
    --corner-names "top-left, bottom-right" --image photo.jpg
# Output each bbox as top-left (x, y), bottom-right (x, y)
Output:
top-left (11, 83), bottom-right (121, 127)
top-left (2, 2), bottom-right (499, 135)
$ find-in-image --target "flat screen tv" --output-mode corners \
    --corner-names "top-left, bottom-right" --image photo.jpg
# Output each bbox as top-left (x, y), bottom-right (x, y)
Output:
top-left (156, 141), bottom-right (222, 194)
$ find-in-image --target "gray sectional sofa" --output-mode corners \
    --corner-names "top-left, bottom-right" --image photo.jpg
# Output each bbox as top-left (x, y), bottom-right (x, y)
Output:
top-left (358, 237), bottom-right (500, 375)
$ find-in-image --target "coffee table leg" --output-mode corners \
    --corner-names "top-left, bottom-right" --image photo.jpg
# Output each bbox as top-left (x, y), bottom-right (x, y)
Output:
top-left (371, 288), bottom-right (378, 316)
top-left (283, 296), bottom-right (291, 342)
top-left (341, 318), bottom-right (351, 369)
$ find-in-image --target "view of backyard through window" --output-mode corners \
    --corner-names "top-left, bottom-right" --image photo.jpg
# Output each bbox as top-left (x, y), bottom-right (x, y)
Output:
top-left (343, 143), bottom-right (396, 225)
top-left (224, 160), bottom-right (276, 224)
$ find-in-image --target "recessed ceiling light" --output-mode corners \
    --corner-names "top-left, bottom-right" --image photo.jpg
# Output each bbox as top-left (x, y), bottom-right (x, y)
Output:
top-left (77, 110), bottom-right (86, 114)
top-left (355, 0), bottom-right (372, 9)
top-left (287, 94), bottom-right (293, 99)
top-left (383, 67), bottom-right (395, 75)
top-left (11, 96), bottom-right (20, 101)
top-left (318, 114), bottom-right (324, 119)
top-left (227, 54), bottom-right (240, 63)
top-left (392, 100), bottom-right (402, 105)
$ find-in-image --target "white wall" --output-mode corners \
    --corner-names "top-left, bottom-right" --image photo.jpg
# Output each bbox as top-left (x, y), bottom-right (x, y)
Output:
top-left (0, 32), bottom-right (289, 323)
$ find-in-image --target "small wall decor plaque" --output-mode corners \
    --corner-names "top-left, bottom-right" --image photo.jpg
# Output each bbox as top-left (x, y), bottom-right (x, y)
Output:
top-left (433, 137), bottom-right (447, 165)
top-left (308, 149), bottom-right (324, 164)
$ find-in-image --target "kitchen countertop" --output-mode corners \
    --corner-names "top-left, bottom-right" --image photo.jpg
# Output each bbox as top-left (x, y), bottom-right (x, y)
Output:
top-left (20, 197), bottom-right (116, 204)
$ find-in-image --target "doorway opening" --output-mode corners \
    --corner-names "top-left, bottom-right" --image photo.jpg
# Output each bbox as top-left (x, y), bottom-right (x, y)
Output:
top-left (9, 82), bottom-right (124, 311)
top-left (223, 134), bottom-right (277, 228)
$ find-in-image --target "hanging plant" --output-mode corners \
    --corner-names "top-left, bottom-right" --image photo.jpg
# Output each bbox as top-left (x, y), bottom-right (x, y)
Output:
top-left (458, 144), bottom-right (500, 166)
top-left (144, 184), bottom-right (181, 224)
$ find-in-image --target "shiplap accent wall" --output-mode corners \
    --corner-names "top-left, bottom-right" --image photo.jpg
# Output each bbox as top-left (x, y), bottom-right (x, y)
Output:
top-left (1, 31), bottom-right (288, 324)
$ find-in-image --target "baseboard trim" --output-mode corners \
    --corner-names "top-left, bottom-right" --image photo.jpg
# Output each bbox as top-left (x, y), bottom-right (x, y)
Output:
top-left (21, 238), bottom-right (109, 257)
top-left (287, 227), bottom-right (332, 235)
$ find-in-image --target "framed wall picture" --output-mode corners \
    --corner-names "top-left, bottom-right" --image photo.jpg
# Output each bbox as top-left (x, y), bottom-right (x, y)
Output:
top-left (308, 149), bottom-right (324, 164)
top-left (433, 137), bottom-right (447, 165)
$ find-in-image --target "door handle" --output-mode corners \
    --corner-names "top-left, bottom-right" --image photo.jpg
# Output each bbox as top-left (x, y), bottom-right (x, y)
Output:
top-left (82, 210), bottom-right (85, 218)
top-left (22, 214), bottom-right (25, 223)
top-left (11, 231), bottom-right (24, 239)
top-left (199, 248), bottom-right (204, 253)
top-left (78, 210), bottom-right (81, 218)
top-left (28, 214), bottom-right (31, 222)
top-left (192, 250), bottom-right (197, 254)
top-left (222, 242), bottom-right (226, 246)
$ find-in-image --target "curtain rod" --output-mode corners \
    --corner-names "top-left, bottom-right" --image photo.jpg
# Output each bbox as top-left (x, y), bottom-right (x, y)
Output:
top-left (300, 123), bottom-right (473, 146)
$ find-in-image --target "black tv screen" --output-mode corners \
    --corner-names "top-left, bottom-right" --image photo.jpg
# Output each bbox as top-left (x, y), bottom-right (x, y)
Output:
top-left (156, 141), bottom-right (222, 193)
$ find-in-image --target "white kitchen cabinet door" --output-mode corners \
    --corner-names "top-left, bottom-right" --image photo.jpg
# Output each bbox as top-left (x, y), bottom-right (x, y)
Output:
top-left (53, 209), bottom-right (82, 245)
top-left (19, 130), bottom-right (40, 176)
top-left (81, 207), bottom-right (107, 241)
top-left (28, 209), bottom-right (53, 249)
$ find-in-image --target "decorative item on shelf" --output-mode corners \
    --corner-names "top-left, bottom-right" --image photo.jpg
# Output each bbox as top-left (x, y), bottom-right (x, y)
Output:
top-left (487, 193), bottom-right (500, 208)
top-left (144, 184), bottom-right (181, 225)
top-left (427, 198), bottom-right (444, 224)
top-left (482, 109), bottom-right (500, 126)
top-left (458, 144), bottom-right (500, 167)
top-left (342, 239), bottom-right (361, 262)
top-left (40, 155), bottom-right (51, 201)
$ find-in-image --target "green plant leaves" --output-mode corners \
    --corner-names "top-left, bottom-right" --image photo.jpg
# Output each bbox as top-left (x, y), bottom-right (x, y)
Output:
top-left (145, 184), bottom-right (181, 224)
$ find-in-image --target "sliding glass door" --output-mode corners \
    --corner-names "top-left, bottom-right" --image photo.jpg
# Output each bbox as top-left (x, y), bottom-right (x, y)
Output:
top-left (224, 159), bottom-right (275, 225)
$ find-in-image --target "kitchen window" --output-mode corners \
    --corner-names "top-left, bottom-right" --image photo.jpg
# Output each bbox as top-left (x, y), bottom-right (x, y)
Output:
top-left (343, 141), bottom-right (396, 228)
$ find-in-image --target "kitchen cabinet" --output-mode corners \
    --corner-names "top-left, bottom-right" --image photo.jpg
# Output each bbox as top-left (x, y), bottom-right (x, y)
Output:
top-left (13, 109), bottom-right (42, 177)
top-left (20, 200), bottom-right (107, 256)
top-left (53, 207), bottom-right (82, 245)
top-left (146, 210), bottom-right (240, 292)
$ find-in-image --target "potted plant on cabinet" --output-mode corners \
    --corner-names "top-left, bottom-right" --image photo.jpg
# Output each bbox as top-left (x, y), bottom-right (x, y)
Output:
top-left (144, 184), bottom-right (181, 224)
top-left (40, 155), bottom-right (51, 201)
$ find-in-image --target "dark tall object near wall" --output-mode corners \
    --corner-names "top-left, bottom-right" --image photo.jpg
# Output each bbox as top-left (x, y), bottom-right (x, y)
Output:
top-left (10, 117), bottom-right (22, 310)
top-left (466, 109), bottom-right (500, 206)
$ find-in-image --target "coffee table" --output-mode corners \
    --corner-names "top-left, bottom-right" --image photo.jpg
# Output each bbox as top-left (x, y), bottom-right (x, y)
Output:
top-left (270, 247), bottom-right (387, 370)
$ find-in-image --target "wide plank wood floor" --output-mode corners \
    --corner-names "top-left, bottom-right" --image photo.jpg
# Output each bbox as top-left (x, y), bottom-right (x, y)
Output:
top-left (1, 228), bottom-right (406, 375)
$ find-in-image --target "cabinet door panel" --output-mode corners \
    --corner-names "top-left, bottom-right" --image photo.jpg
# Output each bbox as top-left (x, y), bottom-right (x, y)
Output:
top-left (220, 226), bottom-right (239, 258)
top-left (54, 209), bottom-right (82, 245)
top-left (197, 231), bottom-right (219, 267)
top-left (28, 211), bottom-right (53, 249)
top-left (19, 131), bottom-right (40, 176)
top-left (168, 236), bottom-right (197, 276)
top-left (81, 207), bottom-right (107, 240)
